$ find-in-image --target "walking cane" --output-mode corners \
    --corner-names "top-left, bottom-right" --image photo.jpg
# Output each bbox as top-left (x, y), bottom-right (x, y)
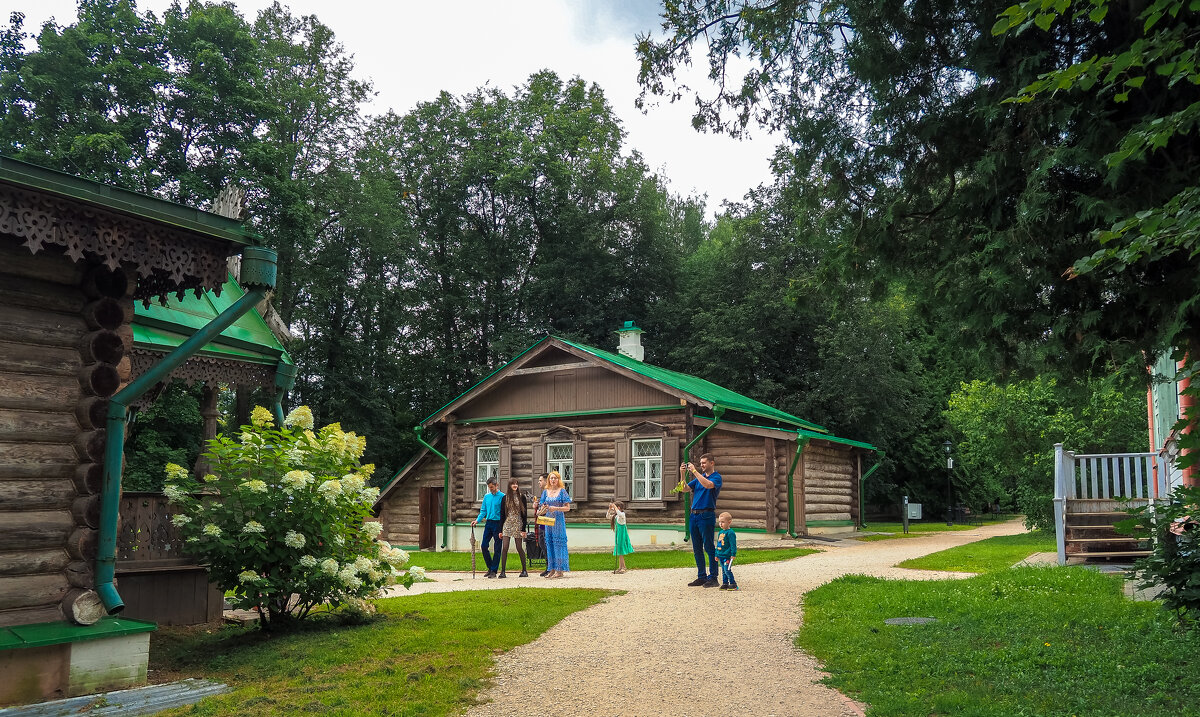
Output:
top-left (470, 523), bottom-right (478, 579)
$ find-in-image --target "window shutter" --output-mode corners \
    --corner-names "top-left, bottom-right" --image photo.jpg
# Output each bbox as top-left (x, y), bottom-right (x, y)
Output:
top-left (499, 444), bottom-right (512, 483)
top-left (614, 439), bottom-right (631, 501)
top-left (464, 445), bottom-right (477, 503)
top-left (662, 436), bottom-right (680, 501)
top-left (532, 442), bottom-right (545, 477)
top-left (573, 440), bottom-right (588, 501)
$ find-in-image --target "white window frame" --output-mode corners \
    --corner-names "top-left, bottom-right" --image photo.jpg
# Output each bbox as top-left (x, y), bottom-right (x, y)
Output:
top-left (547, 442), bottom-right (574, 495)
top-left (631, 438), bottom-right (663, 501)
top-left (476, 445), bottom-right (499, 501)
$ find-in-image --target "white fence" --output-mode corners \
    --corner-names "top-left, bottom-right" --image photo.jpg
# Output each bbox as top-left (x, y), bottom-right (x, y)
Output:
top-left (1052, 443), bottom-right (1170, 565)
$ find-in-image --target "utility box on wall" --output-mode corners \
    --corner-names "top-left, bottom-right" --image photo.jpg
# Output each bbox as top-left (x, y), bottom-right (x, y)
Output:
top-left (907, 503), bottom-right (923, 520)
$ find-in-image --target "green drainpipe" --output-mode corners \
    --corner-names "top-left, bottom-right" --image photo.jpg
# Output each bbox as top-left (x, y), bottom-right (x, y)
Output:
top-left (682, 406), bottom-right (725, 542)
top-left (414, 426), bottom-right (449, 549)
top-left (785, 435), bottom-right (811, 538)
top-left (271, 361), bottom-right (298, 426)
top-left (858, 452), bottom-right (884, 530)
top-left (97, 247), bottom-right (278, 614)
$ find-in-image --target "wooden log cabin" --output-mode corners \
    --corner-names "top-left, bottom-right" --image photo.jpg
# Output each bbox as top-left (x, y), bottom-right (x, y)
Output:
top-left (376, 326), bottom-right (877, 550)
top-left (0, 156), bottom-right (279, 705)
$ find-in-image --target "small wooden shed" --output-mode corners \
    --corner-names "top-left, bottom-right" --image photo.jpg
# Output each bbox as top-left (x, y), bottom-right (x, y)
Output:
top-left (376, 330), bottom-right (876, 550)
top-left (0, 156), bottom-right (276, 705)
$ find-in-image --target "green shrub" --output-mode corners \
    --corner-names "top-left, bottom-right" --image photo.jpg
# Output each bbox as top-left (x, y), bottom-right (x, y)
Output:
top-left (164, 405), bottom-right (413, 630)
top-left (1120, 485), bottom-right (1200, 625)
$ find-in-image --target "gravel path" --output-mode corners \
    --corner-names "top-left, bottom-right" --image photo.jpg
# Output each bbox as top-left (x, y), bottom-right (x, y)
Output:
top-left (379, 520), bottom-right (1029, 716)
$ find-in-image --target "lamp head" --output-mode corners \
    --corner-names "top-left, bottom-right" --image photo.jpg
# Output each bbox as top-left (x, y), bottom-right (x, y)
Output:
top-left (943, 440), bottom-right (952, 454)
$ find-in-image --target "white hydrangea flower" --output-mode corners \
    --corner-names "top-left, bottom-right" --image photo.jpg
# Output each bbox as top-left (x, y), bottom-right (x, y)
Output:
top-left (242, 520), bottom-right (265, 534)
top-left (284, 530), bottom-right (306, 549)
top-left (238, 570), bottom-right (259, 584)
top-left (164, 463), bottom-right (189, 482)
top-left (282, 470), bottom-right (313, 491)
top-left (408, 565), bottom-right (426, 580)
top-left (299, 555), bottom-right (318, 568)
top-left (170, 514), bottom-right (191, 527)
top-left (341, 474), bottom-right (365, 493)
top-left (318, 479), bottom-right (342, 502)
top-left (338, 566), bottom-right (362, 590)
top-left (202, 523), bottom-right (222, 537)
top-left (285, 447), bottom-right (306, 465)
top-left (360, 486), bottom-right (380, 503)
top-left (353, 556), bottom-right (373, 572)
top-left (284, 405), bottom-right (314, 430)
top-left (367, 568), bottom-right (383, 582)
top-left (363, 521), bottom-right (383, 539)
top-left (320, 558), bottom-right (339, 576)
top-left (163, 483), bottom-right (187, 502)
top-left (241, 480), bottom-right (268, 494)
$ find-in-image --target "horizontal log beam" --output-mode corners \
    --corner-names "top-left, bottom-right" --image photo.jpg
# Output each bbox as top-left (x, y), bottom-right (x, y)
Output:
top-left (0, 510), bottom-right (75, 551)
top-left (0, 549), bottom-right (71, 576)
top-left (0, 343), bottom-right (80, 377)
top-left (0, 573), bottom-right (69, 610)
top-left (0, 603), bottom-right (63, 628)
top-left (0, 372), bottom-right (80, 412)
top-left (0, 479), bottom-right (76, 509)
top-left (0, 408), bottom-right (79, 444)
top-left (0, 305), bottom-right (87, 347)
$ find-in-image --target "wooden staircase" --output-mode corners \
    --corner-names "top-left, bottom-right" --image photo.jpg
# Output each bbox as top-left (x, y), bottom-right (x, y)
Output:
top-left (1063, 502), bottom-right (1150, 560)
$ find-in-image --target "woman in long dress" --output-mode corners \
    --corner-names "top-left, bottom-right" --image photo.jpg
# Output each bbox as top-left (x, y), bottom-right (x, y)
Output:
top-left (539, 470), bottom-right (572, 578)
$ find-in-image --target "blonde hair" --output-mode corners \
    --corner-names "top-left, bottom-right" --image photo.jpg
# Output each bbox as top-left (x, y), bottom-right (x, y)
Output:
top-left (547, 470), bottom-right (562, 486)
top-left (610, 500), bottom-right (625, 531)
top-left (718, 511), bottom-right (733, 523)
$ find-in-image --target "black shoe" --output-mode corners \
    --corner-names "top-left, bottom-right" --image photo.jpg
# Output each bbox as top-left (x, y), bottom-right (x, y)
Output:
top-left (687, 577), bottom-right (707, 587)
top-left (519, 570), bottom-right (528, 577)
top-left (719, 584), bottom-right (730, 590)
top-left (485, 571), bottom-right (495, 578)
top-left (540, 570), bottom-right (550, 577)
top-left (703, 578), bottom-right (720, 588)
top-left (730, 584), bottom-right (740, 591)
top-left (498, 572), bottom-right (506, 578)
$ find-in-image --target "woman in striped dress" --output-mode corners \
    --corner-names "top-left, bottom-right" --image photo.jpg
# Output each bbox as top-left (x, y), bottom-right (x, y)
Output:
top-left (539, 470), bottom-right (572, 578)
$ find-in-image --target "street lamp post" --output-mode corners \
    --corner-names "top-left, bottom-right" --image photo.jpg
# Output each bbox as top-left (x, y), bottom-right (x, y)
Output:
top-left (943, 440), bottom-right (954, 526)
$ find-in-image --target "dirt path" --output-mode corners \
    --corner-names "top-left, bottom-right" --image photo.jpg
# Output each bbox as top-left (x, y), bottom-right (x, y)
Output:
top-left (381, 520), bottom-right (1029, 716)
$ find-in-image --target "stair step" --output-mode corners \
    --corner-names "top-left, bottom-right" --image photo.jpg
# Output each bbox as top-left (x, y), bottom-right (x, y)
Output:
top-left (1066, 537), bottom-right (1143, 543)
top-left (1065, 511), bottom-right (1134, 517)
top-left (1073, 550), bottom-right (1150, 558)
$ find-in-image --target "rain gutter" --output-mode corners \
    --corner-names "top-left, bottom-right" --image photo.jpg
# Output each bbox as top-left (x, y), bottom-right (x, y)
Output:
top-left (858, 452), bottom-right (884, 530)
top-left (785, 435), bottom-right (811, 538)
top-left (96, 247), bottom-right (278, 614)
top-left (414, 425), bottom-right (450, 549)
top-left (682, 406), bottom-right (725, 542)
top-left (271, 361), bottom-right (298, 426)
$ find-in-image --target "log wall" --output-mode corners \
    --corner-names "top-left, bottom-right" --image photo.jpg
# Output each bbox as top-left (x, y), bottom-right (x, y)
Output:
top-left (0, 239), bottom-right (132, 627)
top-left (377, 456), bottom-right (444, 547)
top-left (700, 430), bottom-right (770, 529)
top-left (802, 440), bottom-right (857, 522)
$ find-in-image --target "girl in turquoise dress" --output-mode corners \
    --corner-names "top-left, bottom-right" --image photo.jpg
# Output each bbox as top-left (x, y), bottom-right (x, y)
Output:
top-left (539, 471), bottom-right (571, 578)
top-left (607, 501), bottom-right (634, 573)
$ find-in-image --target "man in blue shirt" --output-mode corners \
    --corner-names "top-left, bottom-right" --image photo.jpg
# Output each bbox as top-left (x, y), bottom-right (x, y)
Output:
top-left (679, 453), bottom-right (722, 587)
top-left (472, 477), bottom-right (504, 577)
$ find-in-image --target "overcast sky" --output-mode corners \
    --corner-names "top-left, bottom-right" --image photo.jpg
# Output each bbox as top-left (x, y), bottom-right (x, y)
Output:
top-left (18, 0), bottom-right (778, 216)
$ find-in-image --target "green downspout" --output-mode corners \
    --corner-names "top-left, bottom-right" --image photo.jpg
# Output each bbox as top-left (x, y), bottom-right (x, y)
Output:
top-left (682, 406), bottom-right (725, 542)
top-left (858, 452), bottom-right (884, 530)
top-left (414, 426), bottom-right (449, 549)
top-left (96, 247), bottom-right (278, 614)
top-left (271, 362), bottom-right (297, 426)
top-left (785, 435), bottom-right (811, 538)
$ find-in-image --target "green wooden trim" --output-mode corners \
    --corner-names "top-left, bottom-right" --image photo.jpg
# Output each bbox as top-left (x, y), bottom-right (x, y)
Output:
top-left (806, 520), bottom-right (856, 527)
top-left (0, 617), bottom-right (156, 651)
top-left (795, 428), bottom-right (878, 451)
top-left (0, 155), bottom-right (259, 243)
top-left (457, 405), bottom-right (681, 424)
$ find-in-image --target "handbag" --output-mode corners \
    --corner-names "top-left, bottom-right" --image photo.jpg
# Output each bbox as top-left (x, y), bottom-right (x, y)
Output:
top-left (535, 515), bottom-right (556, 527)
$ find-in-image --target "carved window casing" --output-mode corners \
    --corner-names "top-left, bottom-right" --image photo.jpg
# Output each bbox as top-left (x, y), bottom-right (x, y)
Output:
top-left (531, 426), bottom-right (588, 501)
top-left (616, 421), bottom-right (679, 506)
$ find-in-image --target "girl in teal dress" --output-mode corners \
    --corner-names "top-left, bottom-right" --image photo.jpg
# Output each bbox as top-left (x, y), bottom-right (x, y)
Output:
top-left (607, 500), bottom-right (634, 573)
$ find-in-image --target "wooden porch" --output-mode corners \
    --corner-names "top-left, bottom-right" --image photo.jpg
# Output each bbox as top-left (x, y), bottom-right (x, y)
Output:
top-left (1052, 445), bottom-right (1170, 565)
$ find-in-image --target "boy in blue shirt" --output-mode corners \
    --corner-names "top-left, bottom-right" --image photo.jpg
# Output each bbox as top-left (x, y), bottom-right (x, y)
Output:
top-left (715, 511), bottom-right (738, 590)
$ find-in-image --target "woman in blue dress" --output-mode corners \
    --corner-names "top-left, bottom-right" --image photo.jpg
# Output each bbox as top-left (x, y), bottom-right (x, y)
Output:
top-left (539, 470), bottom-right (572, 578)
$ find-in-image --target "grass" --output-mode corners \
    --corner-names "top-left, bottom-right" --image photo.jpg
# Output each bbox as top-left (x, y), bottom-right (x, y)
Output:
top-left (856, 518), bottom-right (1014, 541)
top-left (797, 567), bottom-right (1200, 716)
top-left (897, 530), bottom-right (1056, 573)
top-left (151, 588), bottom-right (610, 716)
top-left (407, 546), bottom-right (819, 572)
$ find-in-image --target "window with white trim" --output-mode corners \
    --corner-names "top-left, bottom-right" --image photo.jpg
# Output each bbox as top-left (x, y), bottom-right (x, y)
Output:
top-left (476, 446), bottom-right (499, 500)
top-left (632, 438), bottom-right (663, 500)
top-left (547, 442), bottom-right (574, 495)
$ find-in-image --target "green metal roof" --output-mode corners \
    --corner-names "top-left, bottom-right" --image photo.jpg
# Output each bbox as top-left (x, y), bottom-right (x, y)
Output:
top-left (0, 155), bottom-right (260, 244)
top-left (133, 277), bottom-right (292, 365)
top-left (557, 337), bottom-right (827, 432)
top-left (421, 335), bottom-right (826, 433)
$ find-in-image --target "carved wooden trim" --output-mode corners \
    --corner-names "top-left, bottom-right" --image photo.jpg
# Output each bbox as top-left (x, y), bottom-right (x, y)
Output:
top-left (129, 348), bottom-right (275, 391)
top-left (0, 185), bottom-right (232, 301)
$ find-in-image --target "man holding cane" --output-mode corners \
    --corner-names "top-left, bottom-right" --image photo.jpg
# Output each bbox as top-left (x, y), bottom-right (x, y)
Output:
top-left (680, 453), bottom-right (722, 588)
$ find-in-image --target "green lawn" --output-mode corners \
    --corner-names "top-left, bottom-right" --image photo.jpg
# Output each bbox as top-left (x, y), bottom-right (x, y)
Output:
top-left (897, 530), bottom-right (1056, 573)
top-left (856, 518), bottom-right (1013, 541)
top-left (797, 567), bottom-right (1200, 716)
top-left (407, 546), bottom-right (818, 572)
top-left (152, 589), bottom-right (610, 716)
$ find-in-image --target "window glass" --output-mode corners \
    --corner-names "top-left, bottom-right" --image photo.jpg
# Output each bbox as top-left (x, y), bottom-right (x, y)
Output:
top-left (547, 442), bottom-right (574, 494)
top-left (477, 446), bottom-right (499, 500)
top-left (632, 439), bottom-right (662, 501)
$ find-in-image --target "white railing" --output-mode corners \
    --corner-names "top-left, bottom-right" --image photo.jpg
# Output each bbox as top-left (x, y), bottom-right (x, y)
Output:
top-left (1052, 444), bottom-right (1167, 565)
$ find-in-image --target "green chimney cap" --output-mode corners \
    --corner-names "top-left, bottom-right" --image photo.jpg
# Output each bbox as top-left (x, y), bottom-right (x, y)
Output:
top-left (615, 321), bottom-right (643, 333)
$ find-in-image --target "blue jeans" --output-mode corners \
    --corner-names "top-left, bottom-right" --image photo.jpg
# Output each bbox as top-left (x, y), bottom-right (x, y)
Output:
top-left (481, 519), bottom-right (502, 572)
top-left (690, 510), bottom-right (717, 580)
top-left (719, 557), bottom-right (736, 586)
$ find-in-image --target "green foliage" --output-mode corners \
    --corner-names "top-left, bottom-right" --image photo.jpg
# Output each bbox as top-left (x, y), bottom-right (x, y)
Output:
top-left (945, 376), bottom-right (1146, 528)
top-left (797, 567), bottom-right (1200, 716)
top-left (149, 589), bottom-right (611, 715)
top-left (1119, 485), bottom-right (1200, 625)
top-left (897, 530), bottom-right (1056, 573)
top-left (164, 406), bottom-right (413, 630)
top-left (124, 383), bottom-right (205, 492)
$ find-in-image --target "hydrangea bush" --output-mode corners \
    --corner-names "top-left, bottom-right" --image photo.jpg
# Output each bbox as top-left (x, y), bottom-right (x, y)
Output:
top-left (164, 405), bottom-right (412, 629)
